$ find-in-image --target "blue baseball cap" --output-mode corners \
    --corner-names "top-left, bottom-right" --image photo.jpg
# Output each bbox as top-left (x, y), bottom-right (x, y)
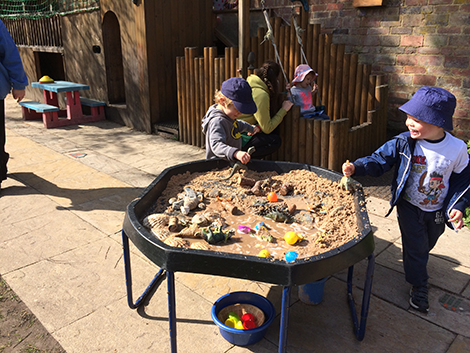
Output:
top-left (399, 86), bottom-right (456, 131)
top-left (220, 77), bottom-right (257, 115)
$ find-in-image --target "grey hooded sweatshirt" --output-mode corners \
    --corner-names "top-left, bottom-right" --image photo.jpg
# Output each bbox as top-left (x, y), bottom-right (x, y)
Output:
top-left (202, 104), bottom-right (254, 162)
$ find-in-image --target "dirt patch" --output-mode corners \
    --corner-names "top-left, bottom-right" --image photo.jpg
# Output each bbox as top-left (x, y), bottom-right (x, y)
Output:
top-left (0, 275), bottom-right (65, 353)
top-left (144, 168), bottom-right (361, 261)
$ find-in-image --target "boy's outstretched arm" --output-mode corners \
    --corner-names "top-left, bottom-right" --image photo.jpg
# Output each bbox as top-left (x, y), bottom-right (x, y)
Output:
top-left (448, 209), bottom-right (464, 230)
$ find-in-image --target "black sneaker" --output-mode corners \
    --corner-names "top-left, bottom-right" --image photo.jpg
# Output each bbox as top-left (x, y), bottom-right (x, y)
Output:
top-left (410, 286), bottom-right (429, 313)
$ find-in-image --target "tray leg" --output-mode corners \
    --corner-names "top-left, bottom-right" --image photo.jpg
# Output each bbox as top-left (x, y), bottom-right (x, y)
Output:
top-left (279, 286), bottom-right (291, 353)
top-left (167, 271), bottom-right (177, 352)
top-left (347, 253), bottom-right (375, 341)
top-left (121, 230), bottom-right (166, 309)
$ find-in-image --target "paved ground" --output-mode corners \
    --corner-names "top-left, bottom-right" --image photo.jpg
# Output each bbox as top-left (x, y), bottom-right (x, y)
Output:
top-left (1, 96), bottom-right (470, 352)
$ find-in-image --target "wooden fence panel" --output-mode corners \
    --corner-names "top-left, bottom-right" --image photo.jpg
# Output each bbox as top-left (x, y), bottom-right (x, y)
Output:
top-left (176, 14), bottom-right (389, 171)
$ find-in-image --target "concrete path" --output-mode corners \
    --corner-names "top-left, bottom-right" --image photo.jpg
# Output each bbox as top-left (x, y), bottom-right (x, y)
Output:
top-left (2, 96), bottom-right (470, 352)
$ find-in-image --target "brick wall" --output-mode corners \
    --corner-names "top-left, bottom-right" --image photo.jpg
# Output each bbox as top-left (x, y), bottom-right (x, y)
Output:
top-left (259, 0), bottom-right (470, 141)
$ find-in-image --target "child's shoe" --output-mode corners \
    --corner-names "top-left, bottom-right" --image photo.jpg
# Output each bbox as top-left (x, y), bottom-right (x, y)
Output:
top-left (409, 286), bottom-right (429, 313)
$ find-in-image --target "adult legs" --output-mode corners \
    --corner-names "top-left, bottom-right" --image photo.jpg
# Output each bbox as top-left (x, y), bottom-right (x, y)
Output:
top-left (242, 132), bottom-right (281, 159)
top-left (0, 99), bottom-right (8, 184)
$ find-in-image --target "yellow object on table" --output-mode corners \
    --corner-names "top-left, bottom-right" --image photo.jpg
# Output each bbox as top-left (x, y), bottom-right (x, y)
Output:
top-left (39, 75), bottom-right (54, 83)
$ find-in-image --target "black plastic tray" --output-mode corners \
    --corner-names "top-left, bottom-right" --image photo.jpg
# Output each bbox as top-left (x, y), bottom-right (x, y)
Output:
top-left (122, 159), bottom-right (374, 286)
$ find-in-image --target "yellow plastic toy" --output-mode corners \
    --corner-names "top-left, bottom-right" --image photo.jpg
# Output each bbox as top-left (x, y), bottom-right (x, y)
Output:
top-left (39, 75), bottom-right (54, 83)
top-left (284, 231), bottom-right (304, 245)
top-left (258, 249), bottom-right (271, 258)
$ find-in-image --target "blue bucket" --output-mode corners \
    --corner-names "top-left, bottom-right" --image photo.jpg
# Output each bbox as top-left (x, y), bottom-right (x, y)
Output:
top-left (211, 291), bottom-right (275, 346)
top-left (298, 277), bottom-right (329, 305)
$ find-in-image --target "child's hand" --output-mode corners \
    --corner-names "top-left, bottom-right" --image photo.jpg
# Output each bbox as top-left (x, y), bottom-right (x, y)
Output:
top-left (342, 161), bottom-right (355, 177)
top-left (282, 100), bottom-right (294, 112)
top-left (248, 125), bottom-right (261, 136)
top-left (448, 209), bottom-right (464, 229)
top-left (311, 83), bottom-right (318, 95)
top-left (234, 150), bottom-right (251, 164)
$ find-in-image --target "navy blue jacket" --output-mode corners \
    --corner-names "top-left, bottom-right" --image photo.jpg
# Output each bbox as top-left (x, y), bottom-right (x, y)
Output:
top-left (353, 132), bottom-right (470, 228)
top-left (0, 19), bottom-right (28, 99)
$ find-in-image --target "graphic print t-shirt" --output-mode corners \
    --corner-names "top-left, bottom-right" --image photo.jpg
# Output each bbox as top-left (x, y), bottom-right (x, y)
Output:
top-left (403, 132), bottom-right (469, 211)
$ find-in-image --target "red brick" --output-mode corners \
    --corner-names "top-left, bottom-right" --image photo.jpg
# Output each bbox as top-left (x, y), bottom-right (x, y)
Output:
top-left (327, 3), bottom-right (343, 10)
top-left (406, 0), bottom-right (422, 5)
top-left (381, 66), bottom-right (403, 73)
top-left (417, 47), bottom-right (441, 55)
top-left (402, 15), bottom-right (423, 27)
top-left (436, 77), bottom-right (462, 87)
top-left (360, 17), bottom-right (381, 27)
top-left (463, 78), bottom-right (470, 89)
top-left (397, 55), bottom-right (419, 66)
top-left (444, 56), bottom-right (470, 69)
top-left (418, 55), bottom-right (444, 66)
top-left (391, 74), bottom-right (413, 85)
top-left (437, 27), bottom-right (462, 34)
top-left (413, 75), bottom-right (437, 85)
top-left (429, 0), bottom-right (453, 4)
top-left (405, 66), bottom-right (426, 74)
top-left (401, 35), bottom-right (423, 47)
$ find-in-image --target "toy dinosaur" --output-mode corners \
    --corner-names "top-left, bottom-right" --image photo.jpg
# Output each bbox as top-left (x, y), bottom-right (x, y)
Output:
top-left (220, 146), bottom-right (256, 180)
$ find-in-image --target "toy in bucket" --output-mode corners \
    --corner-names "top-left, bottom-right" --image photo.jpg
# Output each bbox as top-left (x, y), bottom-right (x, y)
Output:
top-left (218, 303), bottom-right (265, 329)
top-left (211, 291), bottom-right (275, 346)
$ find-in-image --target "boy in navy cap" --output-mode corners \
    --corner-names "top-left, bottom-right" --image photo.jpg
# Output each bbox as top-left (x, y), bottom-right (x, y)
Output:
top-left (342, 86), bottom-right (470, 313)
top-left (202, 77), bottom-right (260, 163)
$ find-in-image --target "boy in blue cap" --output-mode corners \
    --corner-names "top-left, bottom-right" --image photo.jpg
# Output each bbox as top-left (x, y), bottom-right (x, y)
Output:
top-left (202, 77), bottom-right (260, 164)
top-left (342, 86), bottom-right (470, 313)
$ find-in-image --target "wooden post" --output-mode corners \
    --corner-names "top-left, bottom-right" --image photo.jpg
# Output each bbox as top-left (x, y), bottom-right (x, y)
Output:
top-left (328, 43), bottom-right (337, 120)
top-left (176, 56), bottom-right (185, 143)
top-left (360, 65), bottom-right (371, 124)
top-left (188, 47), bottom-right (198, 147)
top-left (194, 57), bottom-right (201, 148)
top-left (341, 53), bottom-right (350, 121)
top-left (348, 53), bottom-right (358, 128)
top-left (354, 63), bottom-right (363, 127)
top-left (313, 119), bottom-right (322, 166)
top-left (317, 34), bottom-right (325, 108)
top-left (306, 119), bottom-right (314, 165)
top-left (334, 44), bottom-right (345, 121)
top-left (320, 120), bottom-right (329, 168)
top-left (199, 57), bottom-right (206, 147)
top-left (284, 111), bottom-right (293, 161)
top-left (299, 117), bottom-right (307, 163)
top-left (238, 0), bottom-right (250, 78)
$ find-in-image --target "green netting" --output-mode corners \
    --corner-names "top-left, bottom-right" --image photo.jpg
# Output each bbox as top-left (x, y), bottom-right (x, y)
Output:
top-left (0, 0), bottom-right (99, 19)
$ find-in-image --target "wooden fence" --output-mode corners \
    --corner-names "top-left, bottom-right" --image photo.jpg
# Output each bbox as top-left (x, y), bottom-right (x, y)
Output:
top-left (176, 10), bottom-right (388, 172)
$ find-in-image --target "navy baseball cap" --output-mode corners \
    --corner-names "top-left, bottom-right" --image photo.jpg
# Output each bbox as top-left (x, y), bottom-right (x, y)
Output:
top-left (220, 77), bottom-right (257, 115)
top-left (399, 86), bottom-right (456, 131)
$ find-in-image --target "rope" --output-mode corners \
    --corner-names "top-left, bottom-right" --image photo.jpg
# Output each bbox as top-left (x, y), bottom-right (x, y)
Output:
top-left (260, 0), bottom-right (289, 86)
top-left (292, 15), bottom-right (308, 65)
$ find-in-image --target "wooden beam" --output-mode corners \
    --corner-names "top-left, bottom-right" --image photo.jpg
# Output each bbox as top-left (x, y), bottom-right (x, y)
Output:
top-left (238, 0), bottom-right (250, 78)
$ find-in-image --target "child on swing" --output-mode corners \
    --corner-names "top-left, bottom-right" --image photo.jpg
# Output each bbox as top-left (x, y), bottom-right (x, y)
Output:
top-left (289, 64), bottom-right (329, 120)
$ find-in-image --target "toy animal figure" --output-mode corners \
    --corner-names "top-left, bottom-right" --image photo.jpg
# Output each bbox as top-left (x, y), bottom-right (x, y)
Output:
top-left (202, 223), bottom-right (233, 244)
top-left (220, 146), bottom-right (256, 180)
